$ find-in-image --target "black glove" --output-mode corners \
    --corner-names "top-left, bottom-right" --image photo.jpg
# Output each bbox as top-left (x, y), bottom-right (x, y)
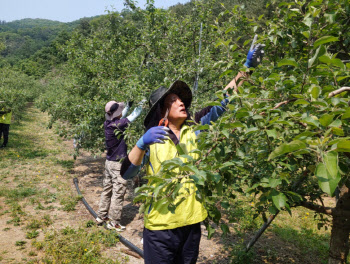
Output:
top-left (128, 101), bottom-right (134, 108)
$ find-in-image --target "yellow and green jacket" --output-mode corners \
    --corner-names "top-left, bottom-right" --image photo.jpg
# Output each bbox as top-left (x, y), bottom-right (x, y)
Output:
top-left (0, 108), bottom-right (12, 125)
top-left (144, 124), bottom-right (207, 230)
top-left (121, 99), bottom-right (230, 230)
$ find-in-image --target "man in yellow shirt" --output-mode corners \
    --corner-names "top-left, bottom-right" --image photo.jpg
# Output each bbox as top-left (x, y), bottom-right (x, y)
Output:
top-left (0, 101), bottom-right (12, 148)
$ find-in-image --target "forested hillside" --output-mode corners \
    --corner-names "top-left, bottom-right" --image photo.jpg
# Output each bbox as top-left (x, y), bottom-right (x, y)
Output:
top-left (0, 17), bottom-right (94, 67)
top-left (1, 0), bottom-right (350, 263)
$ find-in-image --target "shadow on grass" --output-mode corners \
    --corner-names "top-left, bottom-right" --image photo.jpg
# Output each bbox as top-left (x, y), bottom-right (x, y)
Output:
top-left (214, 225), bottom-right (330, 264)
top-left (2, 130), bottom-right (51, 159)
top-left (0, 114), bottom-right (56, 160)
top-left (195, 209), bottom-right (331, 264)
top-left (269, 225), bottom-right (329, 262)
top-left (56, 159), bottom-right (75, 169)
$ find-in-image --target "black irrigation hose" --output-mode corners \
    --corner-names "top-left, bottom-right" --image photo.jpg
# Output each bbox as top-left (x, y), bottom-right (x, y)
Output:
top-left (73, 178), bottom-right (144, 258)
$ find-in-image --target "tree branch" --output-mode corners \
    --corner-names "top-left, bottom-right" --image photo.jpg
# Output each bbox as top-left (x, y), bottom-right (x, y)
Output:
top-left (328, 87), bottom-right (350, 98)
top-left (273, 98), bottom-right (297, 109)
top-left (300, 201), bottom-right (333, 215)
top-left (301, 201), bottom-right (350, 218)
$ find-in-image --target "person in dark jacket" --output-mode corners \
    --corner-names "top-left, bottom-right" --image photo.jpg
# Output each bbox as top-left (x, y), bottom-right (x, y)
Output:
top-left (96, 100), bottom-right (144, 231)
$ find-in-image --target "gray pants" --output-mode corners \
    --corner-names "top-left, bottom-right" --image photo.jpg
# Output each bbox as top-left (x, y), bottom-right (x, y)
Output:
top-left (97, 160), bottom-right (127, 223)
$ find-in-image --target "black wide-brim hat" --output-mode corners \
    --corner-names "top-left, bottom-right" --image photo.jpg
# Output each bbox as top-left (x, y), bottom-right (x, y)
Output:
top-left (144, 80), bottom-right (192, 128)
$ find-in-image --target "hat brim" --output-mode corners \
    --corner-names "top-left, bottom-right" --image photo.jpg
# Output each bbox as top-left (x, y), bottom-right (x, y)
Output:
top-left (144, 80), bottom-right (192, 128)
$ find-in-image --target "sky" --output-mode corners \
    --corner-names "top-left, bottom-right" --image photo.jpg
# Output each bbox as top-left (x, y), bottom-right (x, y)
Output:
top-left (0, 0), bottom-right (190, 23)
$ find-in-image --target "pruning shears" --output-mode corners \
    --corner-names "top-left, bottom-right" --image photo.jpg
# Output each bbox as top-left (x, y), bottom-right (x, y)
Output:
top-left (158, 108), bottom-right (169, 127)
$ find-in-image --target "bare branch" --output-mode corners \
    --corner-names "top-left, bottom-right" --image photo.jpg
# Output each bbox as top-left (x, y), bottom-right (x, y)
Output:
top-left (328, 87), bottom-right (350, 98)
top-left (300, 201), bottom-right (334, 215)
top-left (301, 201), bottom-right (350, 218)
top-left (273, 98), bottom-right (297, 109)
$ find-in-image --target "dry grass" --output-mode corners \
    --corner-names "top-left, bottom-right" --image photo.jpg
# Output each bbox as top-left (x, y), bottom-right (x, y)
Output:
top-left (0, 106), bottom-right (124, 264)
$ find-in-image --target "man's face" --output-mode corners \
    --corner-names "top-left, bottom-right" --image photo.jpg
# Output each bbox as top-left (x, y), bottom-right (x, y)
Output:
top-left (163, 93), bottom-right (187, 122)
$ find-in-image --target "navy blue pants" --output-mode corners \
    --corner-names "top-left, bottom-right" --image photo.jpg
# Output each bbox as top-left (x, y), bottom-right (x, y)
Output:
top-left (0, 123), bottom-right (9, 146)
top-left (143, 223), bottom-right (201, 264)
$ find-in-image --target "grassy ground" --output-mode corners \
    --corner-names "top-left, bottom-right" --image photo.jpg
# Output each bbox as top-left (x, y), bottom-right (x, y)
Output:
top-left (0, 105), bottom-right (339, 264)
top-left (225, 198), bottom-right (333, 264)
top-left (0, 106), bottom-right (125, 264)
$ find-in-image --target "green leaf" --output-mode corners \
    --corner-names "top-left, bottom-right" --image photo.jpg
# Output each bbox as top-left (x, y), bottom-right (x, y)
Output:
top-left (162, 158), bottom-right (184, 169)
top-left (271, 190), bottom-right (287, 210)
top-left (219, 69), bottom-right (233, 78)
top-left (153, 183), bottom-right (167, 198)
top-left (341, 108), bottom-right (350, 120)
top-left (319, 114), bottom-right (334, 127)
top-left (219, 161), bottom-right (235, 170)
top-left (278, 58), bottom-right (298, 68)
top-left (209, 173), bottom-right (221, 183)
top-left (269, 178), bottom-right (282, 188)
top-left (190, 173), bottom-right (206, 186)
top-left (315, 162), bottom-right (340, 196)
top-left (329, 119), bottom-right (342, 128)
top-left (302, 116), bottom-right (320, 127)
top-left (301, 31), bottom-right (310, 39)
top-left (325, 13), bottom-right (336, 23)
top-left (294, 131), bottom-right (316, 140)
top-left (236, 111), bottom-right (250, 119)
top-left (308, 45), bottom-right (326, 68)
top-left (252, 115), bottom-right (264, 120)
top-left (267, 73), bottom-right (281, 81)
top-left (221, 129), bottom-right (230, 138)
top-left (291, 94), bottom-right (304, 99)
top-left (314, 36), bottom-right (338, 48)
top-left (223, 122), bottom-right (245, 128)
top-left (329, 59), bottom-right (345, 69)
top-left (176, 143), bottom-right (189, 155)
top-left (196, 124), bottom-right (210, 130)
top-left (331, 127), bottom-right (344, 136)
top-left (266, 129), bottom-right (277, 139)
top-left (303, 17), bottom-right (313, 27)
top-left (268, 140), bottom-right (307, 160)
top-left (333, 140), bottom-right (350, 152)
top-left (310, 86), bottom-right (320, 99)
top-left (323, 151), bottom-right (339, 179)
top-left (268, 206), bottom-right (278, 215)
top-left (206, 224), bottom-right (215, 239)
top-left (245, 127), bottom-right (259, 135)
top-left (225, 27), bottom-right (234, 34)
top-left (285, 191), bottom-right (303, 203)
top-left (331, 97), bottom-right (341, 106)
top-left (293, 99), bottom-right (310, 105)
top-left (220, 223), bottom-right (230, 235)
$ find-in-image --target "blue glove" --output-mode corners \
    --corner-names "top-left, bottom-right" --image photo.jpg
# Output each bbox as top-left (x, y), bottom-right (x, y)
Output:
top-left (244, 35), bottom-right (265, 68)
top-left (136, 126), bottom-right (170, 150)
top-left (127, 105), bottom-right (143, 122)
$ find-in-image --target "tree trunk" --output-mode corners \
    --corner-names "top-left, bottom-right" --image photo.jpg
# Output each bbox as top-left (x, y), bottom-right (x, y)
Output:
top-left (329, 186), bottom-right (350, 264)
